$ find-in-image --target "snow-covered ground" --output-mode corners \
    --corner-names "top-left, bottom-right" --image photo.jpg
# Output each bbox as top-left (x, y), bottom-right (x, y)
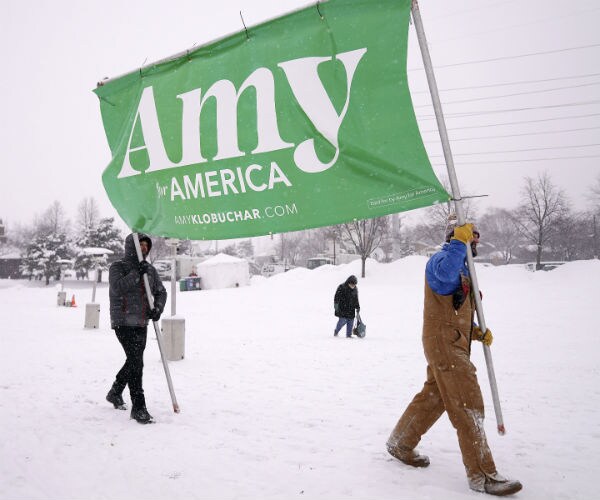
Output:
top-left (1, 257), bottom-right (598, 500)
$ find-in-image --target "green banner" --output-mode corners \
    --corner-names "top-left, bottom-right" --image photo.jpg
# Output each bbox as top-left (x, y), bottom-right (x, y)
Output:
top-left (94, 0), bottom-right (449, 240)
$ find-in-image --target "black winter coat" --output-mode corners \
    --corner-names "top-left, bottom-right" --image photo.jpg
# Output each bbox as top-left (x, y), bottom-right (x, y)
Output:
top-left (109, 234), bottom-right (167, 328)
top-left (334, 278), bottom-right (360, 319)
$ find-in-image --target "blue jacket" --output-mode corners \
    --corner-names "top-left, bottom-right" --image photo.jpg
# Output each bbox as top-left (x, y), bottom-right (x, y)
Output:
top-left (425, 239), bottom-right (469, 296)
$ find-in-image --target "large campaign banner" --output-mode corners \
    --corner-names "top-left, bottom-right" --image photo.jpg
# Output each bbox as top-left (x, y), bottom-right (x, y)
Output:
top-left (94, 0), bottom-right (449, 240)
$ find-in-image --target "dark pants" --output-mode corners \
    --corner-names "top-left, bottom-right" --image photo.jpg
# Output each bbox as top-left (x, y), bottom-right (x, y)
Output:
top-left (114, 326), bottom-right (148, 409)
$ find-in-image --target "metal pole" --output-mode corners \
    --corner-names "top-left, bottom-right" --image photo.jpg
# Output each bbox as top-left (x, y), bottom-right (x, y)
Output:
top-left (333, 236), bottom-right (336, 265)
top-left (92, 266), bottom-right (98, 303)
top-left (171, 244), bottom-right (177, 316)
top-left (411, 0), bottom-right (505, 434)
top-left (132, 233), bottom-right (180, 413)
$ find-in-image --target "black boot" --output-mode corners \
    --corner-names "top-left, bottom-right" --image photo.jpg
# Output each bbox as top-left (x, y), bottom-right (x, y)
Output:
top-left (106, 383), bottom-right (126, 410)
top-left (130, 393), bottom-right (153, 424)
top-left (131, 406), bottom-right (154, 424)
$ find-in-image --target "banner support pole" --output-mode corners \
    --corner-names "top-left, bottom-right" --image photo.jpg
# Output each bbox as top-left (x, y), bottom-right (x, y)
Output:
top-left (132, 233), bottom-right (180, 414)
top-left (410, 0), bottom-right (505, 435)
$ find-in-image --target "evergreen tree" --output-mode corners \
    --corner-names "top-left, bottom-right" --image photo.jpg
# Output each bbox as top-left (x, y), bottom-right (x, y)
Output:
top-left (21, 231), bottom-right (71, 285)
top-left (73, 217), bottom-right (124, 281)
top-left (20, 202), bottom-right (73, 284)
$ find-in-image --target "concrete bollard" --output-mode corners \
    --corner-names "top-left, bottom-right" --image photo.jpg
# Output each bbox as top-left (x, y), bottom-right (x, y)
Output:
top-left (84, 303), bottom-right (100, 329)
top-left (161, 317), bottom-right (186, 361)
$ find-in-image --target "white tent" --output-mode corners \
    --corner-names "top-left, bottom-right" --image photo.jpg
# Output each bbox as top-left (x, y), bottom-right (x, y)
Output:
top-left (196, 253), bottom-right (250, 290)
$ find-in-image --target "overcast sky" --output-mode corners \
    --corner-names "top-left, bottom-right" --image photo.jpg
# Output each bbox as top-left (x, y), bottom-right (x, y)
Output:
top-left (1, 0), bottom-right (598, 232)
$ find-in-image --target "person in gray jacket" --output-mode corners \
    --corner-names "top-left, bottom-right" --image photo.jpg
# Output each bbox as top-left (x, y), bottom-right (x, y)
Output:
top-left (106, 233), bottom-right (167, 424)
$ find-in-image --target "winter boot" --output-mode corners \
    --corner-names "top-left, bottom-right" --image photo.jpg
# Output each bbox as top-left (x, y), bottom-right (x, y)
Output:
top-left (131, 406), bottom-right (154, 424)
top-left (106, 383), bottom-right (126, 410)
top-left (387, 444), bottom-right (430, 468)
top-left (130, 392), bottom-right (153, 423)
top-left (469, 473), bottom-right (523, 497)
top-left (484, 479), bottom-right (523, 497)
top-left (334, 330), bottom-right (338, 337)
top-left (469, 473), bottom-right (522, 496)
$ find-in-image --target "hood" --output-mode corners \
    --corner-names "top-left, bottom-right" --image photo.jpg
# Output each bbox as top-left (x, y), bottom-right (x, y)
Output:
top-left (124, 233), bottom-right (152, 261)
top-left (345, 275), bottom-right (358, 286)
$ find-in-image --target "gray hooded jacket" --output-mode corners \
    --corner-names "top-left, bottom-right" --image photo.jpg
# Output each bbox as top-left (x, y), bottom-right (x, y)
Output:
top-left (109, 234), bottom-right (167, 328)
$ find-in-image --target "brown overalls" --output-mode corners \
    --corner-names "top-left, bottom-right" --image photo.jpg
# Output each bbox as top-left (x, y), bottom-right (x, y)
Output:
top-left (387, 278), bottom-right (497, 489)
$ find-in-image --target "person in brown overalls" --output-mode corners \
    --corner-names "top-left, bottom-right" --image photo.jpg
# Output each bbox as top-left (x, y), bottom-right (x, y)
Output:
top-left (386, 223), bottom-right (522, 496)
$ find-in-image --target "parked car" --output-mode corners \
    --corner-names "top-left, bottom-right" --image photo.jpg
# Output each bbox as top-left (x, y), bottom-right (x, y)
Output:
top-left (154, 260), bottom-right (172, 280)
top-left (525, 261), bottom-right (566, 272)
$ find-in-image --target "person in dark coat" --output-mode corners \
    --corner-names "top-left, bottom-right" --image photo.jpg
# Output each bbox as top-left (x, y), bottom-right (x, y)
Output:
top-left (386, 223), bottom-right (522, 496)
top-left (106, 233), bottom-right (167, 424)
top-left (333, 275), bottom-right (360, 338)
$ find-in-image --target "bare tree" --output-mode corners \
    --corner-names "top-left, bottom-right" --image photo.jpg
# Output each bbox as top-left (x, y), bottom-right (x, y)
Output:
top-left (552, 211), bottom-right (597, 261)
top-left (421, 176), bottom-right (478, 244)
top-left (279, 231), bottom-right (305, 266)
top-left (4, 221), bottom-right (34, 250)
top-left (342, 217), bottom-right (389, 277)
top-left (581, 174), bottom-right (600, 259)
top-left (318, 225), bottom-right (343, 264)
top-left (391, 215), bottom-right (418, 258)
top-left (149, 237), bottom-right (192, 262)
top-left (221, 243), bottom-right (237, 256)
top-left (478, 208), bottom-right (521, 264)
top-left (37, 200), bottom-right (69, 235)
top-left (272, 229), bottom-right (327, 267)
top-left (278, 233), bottom-right (287, 263)
top-left (237, 240), bottom-right (254, 259)
top-left (76, 197), bottom-right (100, 233)
top-left (589, 173), bottom-right (600, 214)
top-left (513, 172), bottom-right (570, 270)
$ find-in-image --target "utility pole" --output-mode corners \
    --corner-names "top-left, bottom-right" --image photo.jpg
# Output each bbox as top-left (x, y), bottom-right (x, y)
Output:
top-left (594, 214), bottom-right (598, 259)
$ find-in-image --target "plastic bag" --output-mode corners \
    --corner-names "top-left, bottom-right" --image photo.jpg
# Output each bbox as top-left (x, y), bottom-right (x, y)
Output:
top-left (353, 313), bottom-right (366, 338)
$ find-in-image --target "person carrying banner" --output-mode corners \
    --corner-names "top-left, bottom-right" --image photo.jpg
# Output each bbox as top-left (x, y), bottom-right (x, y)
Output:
top-left (386, 223), bottom-right (522, 496)
top-left (333, 275), bottom-right (360, 338)
top-left (106, 233), bottom-right (167, 424)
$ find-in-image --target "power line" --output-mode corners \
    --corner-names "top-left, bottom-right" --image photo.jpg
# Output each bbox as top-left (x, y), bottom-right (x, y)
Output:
top-left (429, 6), bottom-right (600, 45)
top-left (410, 72), bottom-right (600, 94)
top-left (425, 0), bottom-right (520, 21)
top-left (417, 100), bottom-right (600, 120)
top-left (423, 125), bottom-right (600, 142)
top-left (429, 144), bottom-right (600, 157)
top-left (408, 42), bottom-right (600, 71)
top-left (431, 154), bottom-right (600, 166)
top-left (418, 113), bottom-right (600, 132)
top-left (413, 81), bottom-right (600, 108)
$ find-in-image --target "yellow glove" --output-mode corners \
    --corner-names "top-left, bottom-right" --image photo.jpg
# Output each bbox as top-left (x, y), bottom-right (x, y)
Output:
top-left (452, 223), bottom-right (475, 244)
top-left (473, 325), bottom-right (493, 346)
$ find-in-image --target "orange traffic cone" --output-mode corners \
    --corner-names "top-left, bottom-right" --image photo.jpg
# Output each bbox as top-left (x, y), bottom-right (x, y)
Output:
top-left (71, 294), bottom-right (77, 307)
